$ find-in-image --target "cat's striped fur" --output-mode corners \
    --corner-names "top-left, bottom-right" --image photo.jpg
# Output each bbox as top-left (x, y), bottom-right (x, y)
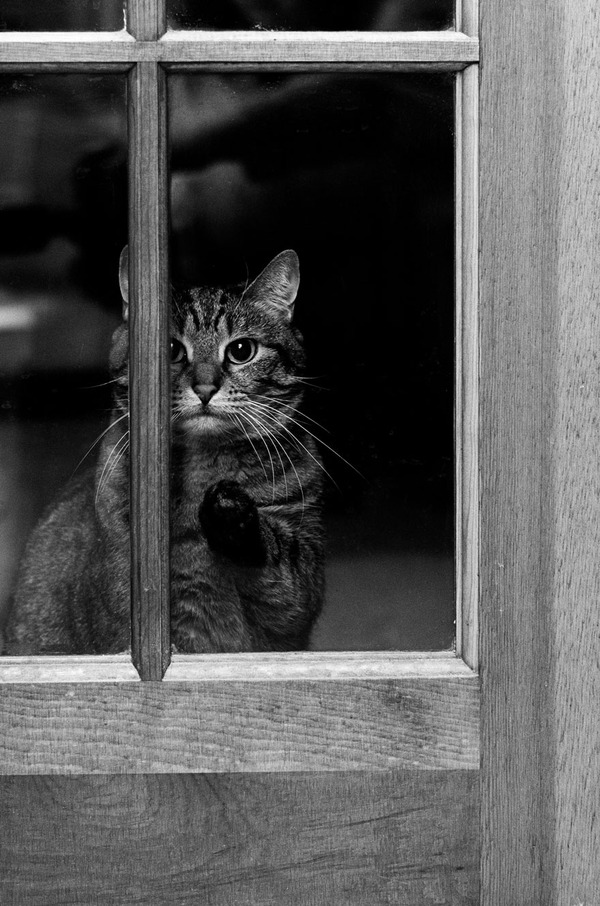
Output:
top-left (4, 250), bottom-right (324, 654)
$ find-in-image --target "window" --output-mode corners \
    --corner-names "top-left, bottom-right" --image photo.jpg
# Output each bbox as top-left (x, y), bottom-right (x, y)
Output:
top-left (0, 1), bottom-right (483, 901)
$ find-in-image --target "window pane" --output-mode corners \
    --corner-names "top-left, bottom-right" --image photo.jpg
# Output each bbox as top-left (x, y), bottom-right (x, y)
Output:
top-left (0, 0), bottom-right (124, 30)
top-left (168, 0), bottom-right (453, 31)
top-left (168, 72), bottom-right (454, 651)
top-left (0, 75), bottom-right (128, 655)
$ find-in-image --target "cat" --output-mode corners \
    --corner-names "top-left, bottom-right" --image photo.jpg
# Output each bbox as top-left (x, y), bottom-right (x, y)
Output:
top-left (3, 248), bottom-right (325, 655)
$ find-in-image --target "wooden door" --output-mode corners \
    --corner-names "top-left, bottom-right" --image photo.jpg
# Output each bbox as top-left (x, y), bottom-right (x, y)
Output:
top-left (1, 1), bottom-right (598, 904)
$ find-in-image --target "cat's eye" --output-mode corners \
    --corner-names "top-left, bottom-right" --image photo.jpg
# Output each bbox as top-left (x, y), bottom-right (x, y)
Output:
top-left (170, 338), bottom-right (187, 364)
top-left (225, 338), bottom-right (258, 365)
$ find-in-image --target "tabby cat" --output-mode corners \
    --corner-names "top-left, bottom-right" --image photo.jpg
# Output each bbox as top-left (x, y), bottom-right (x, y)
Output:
top-left (4, 249), bottom-right (324, 655)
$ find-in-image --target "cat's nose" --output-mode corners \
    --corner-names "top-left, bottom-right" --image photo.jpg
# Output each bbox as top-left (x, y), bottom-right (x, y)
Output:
top-left (194, 384), bottom-right (218, 406)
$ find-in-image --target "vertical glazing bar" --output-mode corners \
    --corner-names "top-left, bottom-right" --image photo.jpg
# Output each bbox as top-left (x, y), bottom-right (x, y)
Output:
top-left (127, 0), bottom-right (166, 40)
top-left (129, 60), bottom-right (170, 680)
top-left (457, 0), bottom-right (479, 37)
top-left (455, 63), bottom-right (479, 670)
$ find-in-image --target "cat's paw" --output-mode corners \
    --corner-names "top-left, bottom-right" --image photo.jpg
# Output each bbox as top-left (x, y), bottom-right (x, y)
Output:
top-left (199, 480), bottom-right (264, 563)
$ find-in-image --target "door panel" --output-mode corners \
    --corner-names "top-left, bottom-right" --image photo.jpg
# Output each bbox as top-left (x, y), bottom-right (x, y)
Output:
top-left (1, 771), bottom-right (478, 905)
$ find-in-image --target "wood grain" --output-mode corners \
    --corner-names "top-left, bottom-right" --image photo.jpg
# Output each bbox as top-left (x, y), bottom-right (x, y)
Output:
top-left (0, 673), bottom-right (478, 774)
top-left (457, 0), bottom-right (478, 38)
top-left (481, 0), bottom-right (600, 902)
top-left (128, 0), bottom-right (166, 41)
top-left (455, 62), bottom-right (479, 670)
top-left (0, 31), bottom-right (479, 66)
top-left (128, 61), bottom-right (171, 680)
top-left (544, 4), bottom-right (600, 899)
top-left (0, 770), bottom-right (478, 905)
top-left (164, 651), bottom-right (471, 681)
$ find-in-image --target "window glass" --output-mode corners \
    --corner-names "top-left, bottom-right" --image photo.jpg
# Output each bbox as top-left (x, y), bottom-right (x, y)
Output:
top-left (0, 0), bottom-right (124, 30)
top-left (167, 0), bottom-right (454, 31)
top-left (168, 72), bottom-right (454, 651)
top-left (0, 75), bottom-right (128, 655)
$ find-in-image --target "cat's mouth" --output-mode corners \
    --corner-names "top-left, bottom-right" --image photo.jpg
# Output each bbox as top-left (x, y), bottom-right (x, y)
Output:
top-left (175, 404), bottom-right (226, 435)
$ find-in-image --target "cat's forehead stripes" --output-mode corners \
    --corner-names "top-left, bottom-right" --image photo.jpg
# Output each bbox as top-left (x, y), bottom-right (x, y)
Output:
top-left (174, 287), bottom-right (240, 336)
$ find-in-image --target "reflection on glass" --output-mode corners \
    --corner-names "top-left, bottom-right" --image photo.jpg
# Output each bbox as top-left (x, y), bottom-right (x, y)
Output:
top-left (0, 0), bottom-right (123, 31)
top-left (0, 76), bottom-right (127, 654)
top-left (168, 0), bottom-right (453, 30)
top-left (168, 73), bottom-right (455, 651)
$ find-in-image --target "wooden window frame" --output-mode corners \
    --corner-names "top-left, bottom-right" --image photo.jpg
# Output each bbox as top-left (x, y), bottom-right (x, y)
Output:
top-left (0, 2), bottom-right (480, 761)
top-left (0, 10), bottom-right (480, 682)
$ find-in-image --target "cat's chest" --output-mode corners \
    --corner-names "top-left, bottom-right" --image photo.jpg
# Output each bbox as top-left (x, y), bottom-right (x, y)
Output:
top-left (170, 445), bottom-right (251, 527)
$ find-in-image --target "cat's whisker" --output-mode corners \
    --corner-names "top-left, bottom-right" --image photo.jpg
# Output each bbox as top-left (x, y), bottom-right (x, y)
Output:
top-left (244, 401), bottom-right (323, 500)
top-left (247, 402), bottom-right (341, 493)
top-left (249, 393), bottom-right (332, 436)
top-left (242, 407), bottom-right (307, 513)
top-left (294, 376), bottom-right (330, 392)
top-left (101, 437), bottom-right (130, 502)
top-left (228, 411), bottom-right (270, 486)
top-left (240, 408), bottom-right (293, 504)
top-left (95, 430), bottom-right (130, 505)
top-left (80, 377), bottom-right (121, 390)
top-left (250, 397), bottom-right (364, 481)
top-left (171, 405), bottom-right (189, 425)
top-left (257, 415), bottom-right (306, 515)
top-left (71, 411), bottom-right (130, 479)
top-left (245, 400), bottom-right (339, 489)
top-left (235, 409), bottom-right (280, 502)
top-left (95, 434), bottom-right (129, 503)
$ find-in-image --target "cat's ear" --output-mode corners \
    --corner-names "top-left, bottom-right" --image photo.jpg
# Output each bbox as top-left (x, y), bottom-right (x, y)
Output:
top-left (247, 250), bottom-right (299, 321)
top-left (118, 245), bottom-right (129, 321)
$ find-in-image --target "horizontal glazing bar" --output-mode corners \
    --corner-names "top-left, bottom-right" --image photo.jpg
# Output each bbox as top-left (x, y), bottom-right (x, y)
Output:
top-left (0, 31), bottom-right (479, 65)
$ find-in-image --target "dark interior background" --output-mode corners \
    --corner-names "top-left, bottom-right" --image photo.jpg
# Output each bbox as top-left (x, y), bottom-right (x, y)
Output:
top-left (168, 73), bottom-right (456, 649)
top-left (0, 0), bottom-right (453, 32)
top-left (0, 66), bottom-right (455, 652)
top-left (0, 0), bottom-right (124, 30)
top-left (167, 0), bottom-right (453, 30)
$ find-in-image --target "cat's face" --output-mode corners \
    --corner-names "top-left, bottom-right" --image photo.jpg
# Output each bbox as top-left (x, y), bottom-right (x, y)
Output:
top-left (114, 249), bottom-right (306, 444)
